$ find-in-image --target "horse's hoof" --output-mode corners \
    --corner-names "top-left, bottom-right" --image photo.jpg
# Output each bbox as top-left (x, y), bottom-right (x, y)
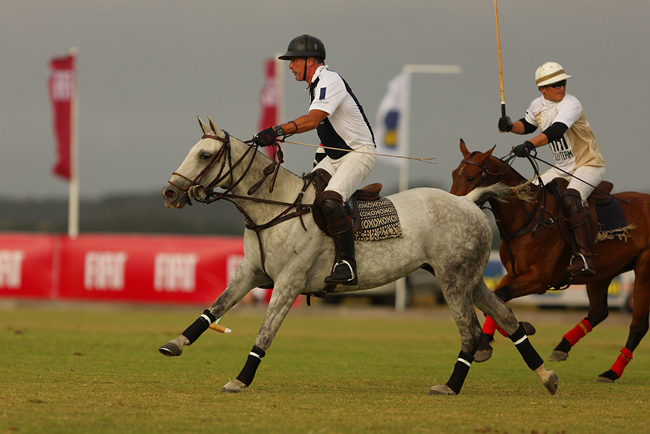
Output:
top-left (427, 384), bottom-right (456, 396)
top-left (596, 376), bottom-right (615, 384)
top-left (474, 348), bottom-right (492, 363)
top-left (159, 341), bottom-right (183, 357)
top-left (222, 379), bottom-right (247, 393)
top-left (521, 321), bottom-right (536, 336)
top-left (548, 350), bottom-right (568, 362)
top-left (543, 371), bottom-right (559, 395)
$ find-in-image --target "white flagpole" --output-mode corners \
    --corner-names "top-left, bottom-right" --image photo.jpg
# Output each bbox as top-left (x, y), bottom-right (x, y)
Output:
top-left (68, 47), bottom-right (79, 239)
top-left (394, 63), bottom-right (462, 312)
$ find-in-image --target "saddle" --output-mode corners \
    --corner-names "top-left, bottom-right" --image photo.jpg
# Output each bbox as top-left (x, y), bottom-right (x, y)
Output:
top-left (548, 179), bottom-right (618, 246)
top-left (308, 169), bottom-right (382, 236)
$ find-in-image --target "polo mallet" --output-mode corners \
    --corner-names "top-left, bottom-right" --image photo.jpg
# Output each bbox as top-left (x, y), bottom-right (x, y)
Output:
top-left (494, 0), bottom-right (506, 117)
top-left (209, 316), bottom-right (232, 334)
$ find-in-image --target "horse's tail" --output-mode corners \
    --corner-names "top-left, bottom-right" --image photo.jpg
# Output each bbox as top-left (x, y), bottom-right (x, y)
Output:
top-left (464, 183), bottom-right (512, 205)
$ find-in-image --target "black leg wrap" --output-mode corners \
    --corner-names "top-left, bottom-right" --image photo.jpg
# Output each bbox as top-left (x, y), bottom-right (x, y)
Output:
top-left (236, 346), bottom-right (266, 387)
top-left (446, 351), bottom-right (474, 394)
top-left (181, 309), bottom-right (216, 345)
top-left (509, 324), bottom-right (543, 371)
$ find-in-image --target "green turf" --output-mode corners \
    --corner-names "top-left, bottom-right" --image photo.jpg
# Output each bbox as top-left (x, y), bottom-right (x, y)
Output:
top-left (1, 304), bottom-right (648, 434)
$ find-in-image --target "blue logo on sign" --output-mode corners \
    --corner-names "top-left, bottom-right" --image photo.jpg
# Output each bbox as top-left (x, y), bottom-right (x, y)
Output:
top-left (383, 111), bottom-right (399, 148)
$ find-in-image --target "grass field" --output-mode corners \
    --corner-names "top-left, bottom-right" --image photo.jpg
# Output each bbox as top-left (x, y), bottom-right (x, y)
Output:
top-left (2, 302), bottom-right (649, 434)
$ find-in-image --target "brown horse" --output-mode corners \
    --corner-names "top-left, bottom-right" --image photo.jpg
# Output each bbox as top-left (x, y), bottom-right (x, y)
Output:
top-left (450, 140), bottom-right (650, 383)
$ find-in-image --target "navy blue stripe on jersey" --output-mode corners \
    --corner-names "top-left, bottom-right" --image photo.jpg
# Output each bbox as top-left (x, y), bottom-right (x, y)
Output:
top-left (309, 76), bottom-right (375, 160)
top-left (341, 77), bottom-right (375, 144)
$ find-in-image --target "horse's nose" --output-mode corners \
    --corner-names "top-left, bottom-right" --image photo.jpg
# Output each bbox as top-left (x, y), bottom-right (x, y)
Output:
top-left (162, 186), bottom-right (177, 201)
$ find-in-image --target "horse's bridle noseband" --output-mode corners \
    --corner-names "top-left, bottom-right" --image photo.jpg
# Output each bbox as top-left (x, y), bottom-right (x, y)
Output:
top-left (166, 132), bottom-right (232, 206)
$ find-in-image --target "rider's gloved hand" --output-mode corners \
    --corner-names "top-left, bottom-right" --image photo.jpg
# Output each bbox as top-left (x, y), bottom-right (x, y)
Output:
top-left (254, 127), bottom-right (278, 147)
top-left (513, 141), bottom-right (535, 157)
top-left (498, 116), bottom-right (513, 132)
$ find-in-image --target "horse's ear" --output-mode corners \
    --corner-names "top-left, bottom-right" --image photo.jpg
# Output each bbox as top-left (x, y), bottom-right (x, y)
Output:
top-left (198, 116), bottom-right (208, 135)
top-left (207, 117), bottom-right (223, 137)
top-left (460, 139), bottom-right (470, 157)
top-left (485, 145), bottom-right (497, 158)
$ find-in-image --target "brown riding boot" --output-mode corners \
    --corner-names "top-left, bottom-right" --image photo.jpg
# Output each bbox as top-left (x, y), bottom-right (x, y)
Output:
top-left (319, 191), bottom-right (357, 286)
top-left (561, 189), bottom-right (596, 277)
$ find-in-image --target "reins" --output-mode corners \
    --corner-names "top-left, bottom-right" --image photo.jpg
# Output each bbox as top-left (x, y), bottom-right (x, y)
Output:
top-left (168, 131), bottom-right (319, 277)
top-left (469, 151), bottom-right (555, 278)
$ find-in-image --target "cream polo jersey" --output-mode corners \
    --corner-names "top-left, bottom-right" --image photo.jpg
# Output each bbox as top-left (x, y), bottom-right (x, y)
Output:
top-left (308, 65), bottom-right (375, 160)
top-left (524, 93), bottom-right (605, 172)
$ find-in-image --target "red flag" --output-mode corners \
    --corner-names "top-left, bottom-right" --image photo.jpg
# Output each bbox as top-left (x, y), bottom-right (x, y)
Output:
top-left (258, 59), bottom-right (278, 131)
top-left (258, 59), bottom-right (278, 158)
top-left (49, 54), bottom-right (76, 180)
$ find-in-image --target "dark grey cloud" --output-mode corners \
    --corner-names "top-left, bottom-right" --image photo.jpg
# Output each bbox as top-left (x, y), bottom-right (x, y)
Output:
top-left (2, 0), bottom-right (648, 200)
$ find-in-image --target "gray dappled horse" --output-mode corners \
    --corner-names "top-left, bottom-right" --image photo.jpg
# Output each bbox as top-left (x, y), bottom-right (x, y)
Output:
top-left (158, 118), bottom-right (558, 395)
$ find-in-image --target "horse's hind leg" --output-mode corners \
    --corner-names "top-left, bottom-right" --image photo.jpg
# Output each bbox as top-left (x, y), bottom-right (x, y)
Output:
top-left (472, 281), bottom-right (559, 395)
top-left (428, 284), bottom-right (483, 396)
top-left (598, 260), bottom-right (650, 383)
top-left (159, 259), bottom-right (269, 357)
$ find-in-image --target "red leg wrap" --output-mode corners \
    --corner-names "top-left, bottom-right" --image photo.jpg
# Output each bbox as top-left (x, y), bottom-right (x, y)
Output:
top-left (610, 348), bottom-right (633, 378)
top-left (482, 316), bottom-right (507, 337)
top-left (482, 315), bottom-right (496, 335)
top-left (563, 318), bottom-right (593, 347)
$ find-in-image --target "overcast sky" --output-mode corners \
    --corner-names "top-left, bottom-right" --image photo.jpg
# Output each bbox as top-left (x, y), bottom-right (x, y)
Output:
top-left (2, 0), bottom-right (649, 202)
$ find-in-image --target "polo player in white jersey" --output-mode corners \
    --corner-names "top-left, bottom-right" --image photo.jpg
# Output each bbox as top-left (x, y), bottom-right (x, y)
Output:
top-left (254, 34), bottom-right (377, 286)
top-left (498, 62), bottom-right (606, 277)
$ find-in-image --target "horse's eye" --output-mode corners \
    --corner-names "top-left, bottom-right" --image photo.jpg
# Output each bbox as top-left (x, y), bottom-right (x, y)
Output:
top-left (467, 177), bottom-right (475, 182)
top-left (200, 152), bottom-right (211, 161)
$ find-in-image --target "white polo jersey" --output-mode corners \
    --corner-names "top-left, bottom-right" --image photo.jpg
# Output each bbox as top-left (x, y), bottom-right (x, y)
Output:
top-left (308, 65), bottom-right (375, 160)
top-left (524, 93), bottom-right (605, 172)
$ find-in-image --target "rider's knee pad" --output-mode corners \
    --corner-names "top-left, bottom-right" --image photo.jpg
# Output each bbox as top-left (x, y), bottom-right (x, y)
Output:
top-left (319, 191), bottom-right (344, 216)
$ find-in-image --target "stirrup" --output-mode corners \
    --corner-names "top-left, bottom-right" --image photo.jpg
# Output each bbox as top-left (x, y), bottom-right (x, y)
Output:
top-left (325, 260), bottom-right (357, 285)
top-left (567, 253), bottom-right (595, 277)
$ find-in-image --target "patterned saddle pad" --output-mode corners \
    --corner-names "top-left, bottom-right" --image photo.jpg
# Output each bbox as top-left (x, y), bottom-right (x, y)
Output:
top-left (353, 197), bottom-right (403, 242)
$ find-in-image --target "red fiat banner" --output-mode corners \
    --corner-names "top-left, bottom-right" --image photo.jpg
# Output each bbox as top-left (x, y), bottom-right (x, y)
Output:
top-left (48, 53), bottom-right (76, 180)
top-left (0, 233), bottom-right (56, 299)
top-left (0, 233), bottom-right (247, 305)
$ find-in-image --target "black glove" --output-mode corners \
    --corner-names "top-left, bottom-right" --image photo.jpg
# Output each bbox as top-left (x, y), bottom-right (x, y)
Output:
top-left (498, 116), bottom-right (513, 132)
top-left (513, 141), bottom-right (535, 157)
top-left (254, 127), bottom-right (278, 147)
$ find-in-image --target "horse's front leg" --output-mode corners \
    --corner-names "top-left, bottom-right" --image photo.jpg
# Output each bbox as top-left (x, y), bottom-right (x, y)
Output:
top-left (222, 281), bottom-right (301, 393)
top-left (549, 278), bottom-right (612, 362)
top-left (158, 259), bottom-right (270, 357)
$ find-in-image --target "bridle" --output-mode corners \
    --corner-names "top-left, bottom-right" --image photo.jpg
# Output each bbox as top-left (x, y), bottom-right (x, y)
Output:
top-left (165, 130), bottom-right (317, 275)
top-left (461, 152), bottom-right (554, 278)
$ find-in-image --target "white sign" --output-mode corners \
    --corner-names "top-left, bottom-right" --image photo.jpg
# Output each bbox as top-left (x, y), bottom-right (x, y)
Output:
top-left (154, 253), bottom-right (199, 293)
top-left (84, 251), bottom-right (128, 291)
top-left (0, 250), bottom-right (25, 289)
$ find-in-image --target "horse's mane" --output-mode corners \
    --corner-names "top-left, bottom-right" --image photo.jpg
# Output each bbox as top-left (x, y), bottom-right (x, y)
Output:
top-left (490, 155), bottom-right (538, 203)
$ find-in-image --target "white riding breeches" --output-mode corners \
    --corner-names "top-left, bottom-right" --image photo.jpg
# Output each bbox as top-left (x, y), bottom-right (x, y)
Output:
top-left (535, 165), bottom-right (606, 202)
top-left (312, 145), bottom-right (377, 202)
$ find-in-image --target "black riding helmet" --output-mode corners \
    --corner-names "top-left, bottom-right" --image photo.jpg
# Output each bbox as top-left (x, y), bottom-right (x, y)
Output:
top-left (279, 34), bottom-right (326, 60)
